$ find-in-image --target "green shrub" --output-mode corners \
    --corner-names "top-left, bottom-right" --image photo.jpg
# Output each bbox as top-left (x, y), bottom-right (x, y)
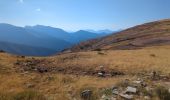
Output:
top-left (101, 88), bottom-right (112, 96)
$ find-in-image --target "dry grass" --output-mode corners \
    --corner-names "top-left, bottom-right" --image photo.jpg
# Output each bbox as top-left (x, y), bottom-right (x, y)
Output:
top-left (48, 45), bottom-right (170, 74)
top-left (0, 46), bottom-right (170, 99)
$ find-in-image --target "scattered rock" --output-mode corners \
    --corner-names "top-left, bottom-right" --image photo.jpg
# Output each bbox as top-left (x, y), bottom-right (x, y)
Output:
top-left (112, 86), bottom-right (118, 90)
top-left (98, 71), bottom-right (106, 77)
top-left (144, 96), bottom-right (151, 100)
top-left (81, 90), bottom-right (92, 100)
top-left (111, 71), bottom-right (124, 76)
top-left (141, 82), bottom-right (147, 87)
top-left (37, 67), bottom-right (48, 73)
top-left (98, 72), bottom-right (104, 77)
top-left (101, 95), bottom-right (109, 100)
top-left (112, 89), bottom-right (119, 95)
top-left (101, 95), bottom-right (116, 100)
top-left (112, 86), bottom-right (119, 95)
top-left (26, 83), bottom-right (35, 88)
top-left (99, 65), bottom-right (104, 70)
top-left (133, 80), bottom-right (142, 84)
top-left (126, 86), bottom-right (137, 94)
top-left (119, 93), bottom-right (133, 100)
top-left (110, 97), bottom-right (117, 100)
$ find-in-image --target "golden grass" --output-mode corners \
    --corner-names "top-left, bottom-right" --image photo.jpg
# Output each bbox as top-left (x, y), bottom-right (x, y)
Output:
top-left (0, 46), bottom-right (170, 99)
top-left (48, 45), bottom-right (170, 74)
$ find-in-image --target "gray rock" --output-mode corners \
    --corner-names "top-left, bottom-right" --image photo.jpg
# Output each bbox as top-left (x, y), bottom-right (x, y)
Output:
top-left (119, 93), bottom-right (133, 100)
top-left (133, 81), bottom-right (142, 84)
top-left (81, 90), bottom-right (92, 99)
top-left (112, 86), bottom-right (118, 90)
top-left (112, 89), bottom-right (119, 95)
top-left (126, 86), bottom-right (137, 93)
top-left (98, 72), bottom-right (105, 77)
top-left (168, 88), bottom-right (170, 93)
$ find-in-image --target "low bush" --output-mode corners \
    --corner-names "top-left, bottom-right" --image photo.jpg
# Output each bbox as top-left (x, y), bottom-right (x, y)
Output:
top-left (155, 86), bottom-right (170, 100)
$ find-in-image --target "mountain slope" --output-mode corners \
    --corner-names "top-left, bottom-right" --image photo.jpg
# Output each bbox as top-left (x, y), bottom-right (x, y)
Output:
top-left (65, 19), bottom-right (170, 52)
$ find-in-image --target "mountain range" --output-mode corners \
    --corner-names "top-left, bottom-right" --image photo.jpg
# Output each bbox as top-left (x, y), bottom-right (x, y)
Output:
top-left (0, 23), bottom-right (112, 56)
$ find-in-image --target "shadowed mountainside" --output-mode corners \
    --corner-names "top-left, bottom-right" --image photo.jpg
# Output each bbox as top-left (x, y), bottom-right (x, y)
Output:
top-left (0, 41), bottom-right (57, 56)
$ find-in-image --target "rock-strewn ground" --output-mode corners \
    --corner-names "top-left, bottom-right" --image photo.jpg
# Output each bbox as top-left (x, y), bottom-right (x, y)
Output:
top-left (0, 45), bottom-right (170, 100)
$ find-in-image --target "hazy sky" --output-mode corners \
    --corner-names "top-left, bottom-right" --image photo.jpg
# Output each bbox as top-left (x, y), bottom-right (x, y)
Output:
top-left (0, 0), bottom-right (170, 31)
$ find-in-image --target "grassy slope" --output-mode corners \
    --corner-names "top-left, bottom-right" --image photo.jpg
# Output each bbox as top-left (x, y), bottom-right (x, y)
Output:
top-left (0, 45), bottom-right (170, 99)
top-left (67, 19), bottom-right (170, 52)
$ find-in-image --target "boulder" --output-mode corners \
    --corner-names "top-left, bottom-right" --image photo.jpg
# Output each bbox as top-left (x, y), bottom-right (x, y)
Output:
top-left (126, 86), bottom-right (137, 94)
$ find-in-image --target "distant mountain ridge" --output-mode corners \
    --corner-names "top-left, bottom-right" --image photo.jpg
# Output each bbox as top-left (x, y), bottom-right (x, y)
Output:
top-left (0, 23), bottom-right (109, 56)
top-left (85, 29), bottom-right (113, 34)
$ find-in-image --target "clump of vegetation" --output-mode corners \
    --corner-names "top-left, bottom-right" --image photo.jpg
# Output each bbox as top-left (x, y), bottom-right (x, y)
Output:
top-left (140, 87), bottom-right (153, 97)
top-left (97, 51), bottom-right (105, 55)
top-left (101, 88), bottom-right (112, 96)
top-left (61, 75), bottom-right (75, 84)
top-left (155, 86), bottom-right (170, 100)
top-left (94, 48), bottom-right (101, 51)
top-left (0, 90), bottom-right (46, 100)
top-left (0, 50), bottom-right (5, 53)
top-left (150, 54), bottom-right (156, 57)
top-left (115, 79), bottom-right (130, 88)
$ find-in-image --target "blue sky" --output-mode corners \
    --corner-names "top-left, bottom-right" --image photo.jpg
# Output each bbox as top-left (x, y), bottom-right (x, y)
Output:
top-left (0, 0), bottom-right (170, 31)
